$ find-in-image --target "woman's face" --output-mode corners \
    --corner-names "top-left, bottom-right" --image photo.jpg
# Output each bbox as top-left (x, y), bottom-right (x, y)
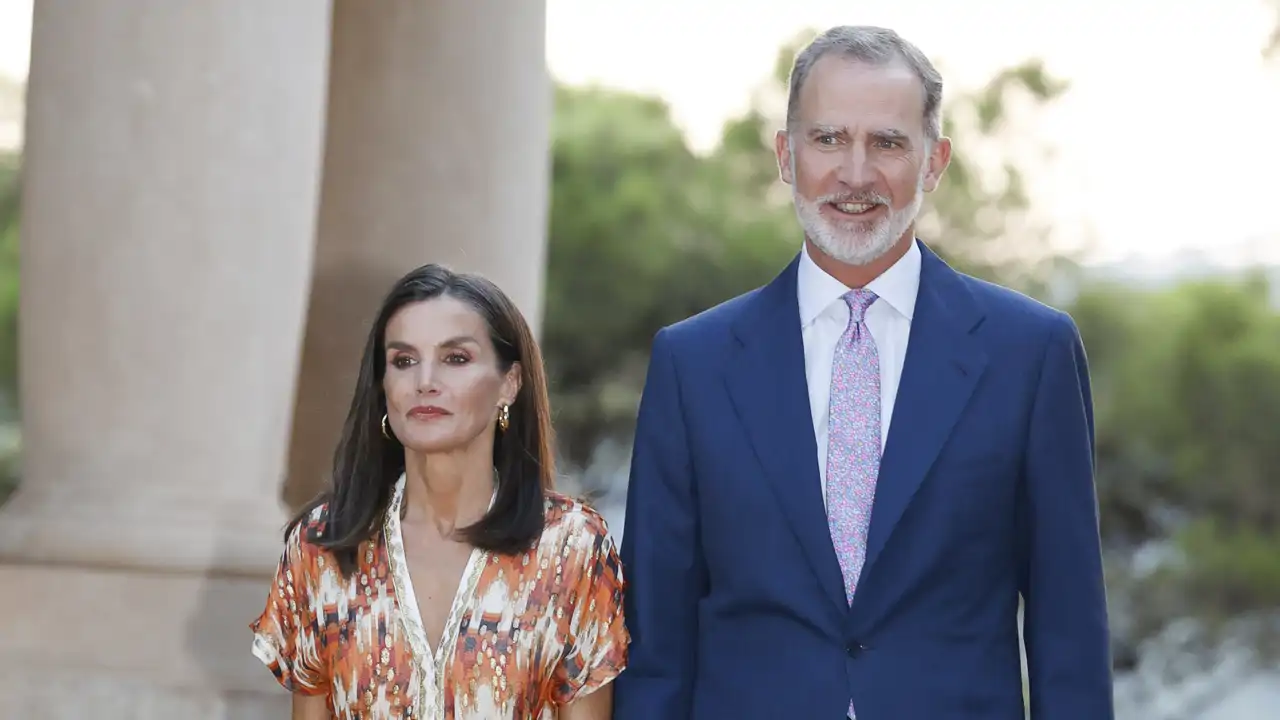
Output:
top-left (381, 296), bottom-right (520, 455)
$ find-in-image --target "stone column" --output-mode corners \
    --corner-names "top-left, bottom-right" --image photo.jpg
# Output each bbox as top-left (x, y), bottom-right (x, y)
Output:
top-left (0, 1), bottom-right (332, 716)
top-left (284, 0), bottom-right (551, 506)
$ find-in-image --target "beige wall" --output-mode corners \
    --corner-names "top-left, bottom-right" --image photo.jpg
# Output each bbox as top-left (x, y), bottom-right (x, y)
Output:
top-left (0, 1), bottom-right (548, 716)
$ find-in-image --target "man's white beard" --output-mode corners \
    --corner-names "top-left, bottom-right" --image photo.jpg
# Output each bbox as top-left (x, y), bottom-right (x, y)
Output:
top-left (791, 164), bottom-right (926, 267)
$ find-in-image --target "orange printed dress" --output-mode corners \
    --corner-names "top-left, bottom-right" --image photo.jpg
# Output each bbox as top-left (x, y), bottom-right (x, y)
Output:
top-left (250, 474), bottom-right (629, 719)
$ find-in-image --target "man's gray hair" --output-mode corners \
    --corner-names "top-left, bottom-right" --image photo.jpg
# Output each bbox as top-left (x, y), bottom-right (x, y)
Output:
top-left (786, 26), bottom-right (944, 141)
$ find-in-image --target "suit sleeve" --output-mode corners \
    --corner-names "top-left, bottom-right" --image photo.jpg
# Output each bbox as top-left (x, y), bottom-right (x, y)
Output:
top-left (1020, 313), bottom-right (1115, 719)
top-left (612, 328), bottom-right (707, 720)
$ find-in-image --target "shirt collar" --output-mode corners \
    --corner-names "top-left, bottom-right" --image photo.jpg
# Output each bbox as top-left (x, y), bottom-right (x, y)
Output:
top-left (797, 238), bottom-right (922, 326)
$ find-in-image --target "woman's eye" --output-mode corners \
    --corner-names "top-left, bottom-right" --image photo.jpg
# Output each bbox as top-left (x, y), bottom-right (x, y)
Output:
top-left (391, 355), bottom-right (415, 369)
top-left (444, 353), bottom-right (470, 365)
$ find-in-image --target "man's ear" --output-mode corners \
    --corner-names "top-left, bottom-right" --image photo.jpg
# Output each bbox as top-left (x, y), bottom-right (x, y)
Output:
top-left (922, 136), bottom-right (952, 192)
top-left (775, 129), bottom-right (795, 186)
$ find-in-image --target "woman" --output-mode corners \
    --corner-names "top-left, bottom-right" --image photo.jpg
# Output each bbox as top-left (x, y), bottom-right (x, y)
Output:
top-left (251, 264), bottom-right (628, 719)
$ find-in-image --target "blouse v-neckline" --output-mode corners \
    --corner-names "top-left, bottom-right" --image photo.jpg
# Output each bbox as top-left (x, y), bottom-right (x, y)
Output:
top-left (384, 473), bottom-right (492, 719)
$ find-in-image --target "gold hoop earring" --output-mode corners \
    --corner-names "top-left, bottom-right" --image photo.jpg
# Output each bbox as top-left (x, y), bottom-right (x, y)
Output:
top-left (497, 404), bottom-right (510, 432)
top-left (381, 413), bottom-right (392, 440)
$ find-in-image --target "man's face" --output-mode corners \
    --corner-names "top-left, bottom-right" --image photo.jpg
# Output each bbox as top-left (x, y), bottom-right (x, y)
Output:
top-left (776, 55), bottom-right (951, 267)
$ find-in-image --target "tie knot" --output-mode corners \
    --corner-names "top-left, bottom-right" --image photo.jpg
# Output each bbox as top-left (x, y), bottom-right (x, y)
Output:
top-left (843, 288), bottom-right (878, 322)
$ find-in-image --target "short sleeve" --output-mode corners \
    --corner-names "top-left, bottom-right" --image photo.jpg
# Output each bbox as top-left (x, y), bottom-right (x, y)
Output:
top-left (249, 521), bottom-right (329, 695)
top-left (550, 512), bottom-right (630, 705)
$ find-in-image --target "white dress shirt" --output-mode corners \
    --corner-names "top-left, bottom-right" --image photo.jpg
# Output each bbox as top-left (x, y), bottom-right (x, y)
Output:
top-left (797, 240), bottom-right (922, 505)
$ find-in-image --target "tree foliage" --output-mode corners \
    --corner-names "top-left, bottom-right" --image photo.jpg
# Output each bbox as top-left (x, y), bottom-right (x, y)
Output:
top-left (0, 152), bottom-right (18, 417)
top-left (1076, 275), bottom-right (1280, 673)
top-left (0, 151), bottom-right (18, 503)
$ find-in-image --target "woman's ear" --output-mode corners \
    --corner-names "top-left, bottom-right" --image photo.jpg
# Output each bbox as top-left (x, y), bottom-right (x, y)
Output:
top-left (500, 362), bottom-right (522, 406)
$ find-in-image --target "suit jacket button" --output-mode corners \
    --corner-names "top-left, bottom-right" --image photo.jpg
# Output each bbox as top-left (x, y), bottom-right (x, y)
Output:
top-left (846, 642), bottom-right (862, 658)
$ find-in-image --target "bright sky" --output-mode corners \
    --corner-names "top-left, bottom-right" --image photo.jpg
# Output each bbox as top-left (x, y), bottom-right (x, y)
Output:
top-left (2, 0), bottom-right (1278, 266)
top-left (0, 1), bottom-right (27, 79)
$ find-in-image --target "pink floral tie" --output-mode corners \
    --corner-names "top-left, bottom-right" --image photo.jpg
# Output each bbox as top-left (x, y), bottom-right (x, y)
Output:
top-left (825, 289), bottom-right (881, 718)
top-left (826, 288), bottom-right (881, 603)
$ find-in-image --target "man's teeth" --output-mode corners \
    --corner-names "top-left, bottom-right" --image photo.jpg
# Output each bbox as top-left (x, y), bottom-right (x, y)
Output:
top-left (835, 202), bottom-right (876, 214)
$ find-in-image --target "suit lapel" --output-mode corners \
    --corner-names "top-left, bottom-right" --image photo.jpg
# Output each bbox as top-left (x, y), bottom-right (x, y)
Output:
top-left (725, 256), bottom-right (847, 611)
top-left (860, 244), bottom-right (988, 583)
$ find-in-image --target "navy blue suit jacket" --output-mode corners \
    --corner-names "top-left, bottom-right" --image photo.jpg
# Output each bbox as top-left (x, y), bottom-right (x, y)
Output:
top-left (613, 242), bottom-right (1114, 719)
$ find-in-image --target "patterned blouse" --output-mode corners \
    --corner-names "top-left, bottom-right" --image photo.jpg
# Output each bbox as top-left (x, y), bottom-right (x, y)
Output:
top-left (250, 474), bottom-right (629, 719)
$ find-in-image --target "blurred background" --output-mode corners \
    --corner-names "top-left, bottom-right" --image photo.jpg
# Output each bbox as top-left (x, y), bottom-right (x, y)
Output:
top-left (0, 1), bottom-right (1277, 718)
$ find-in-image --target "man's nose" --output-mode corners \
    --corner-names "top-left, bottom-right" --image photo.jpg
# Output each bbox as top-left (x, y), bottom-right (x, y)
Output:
top-left (835, 146), bottom-right (875, 188)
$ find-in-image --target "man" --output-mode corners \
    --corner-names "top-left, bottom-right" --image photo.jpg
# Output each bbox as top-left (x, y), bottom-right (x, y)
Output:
top-left (612, 26), bottom-right (1114, 719)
